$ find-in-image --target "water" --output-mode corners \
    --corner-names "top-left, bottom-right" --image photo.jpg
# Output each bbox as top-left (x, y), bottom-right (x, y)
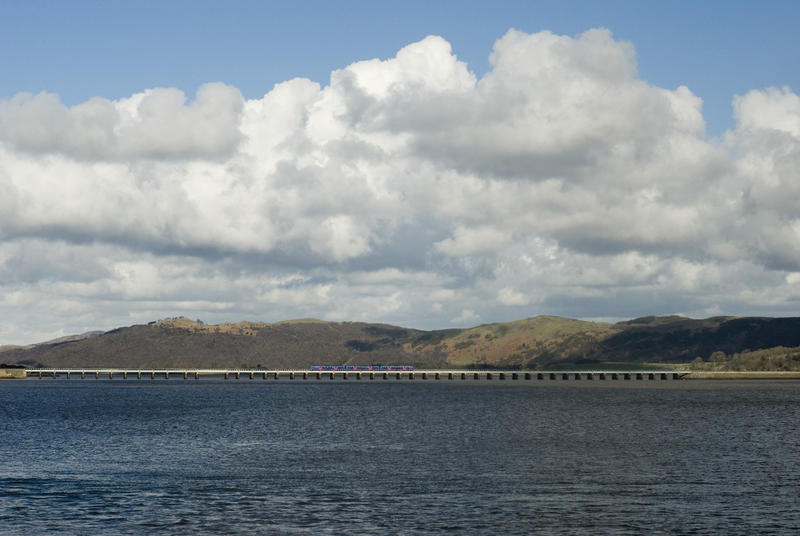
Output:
top-left (1, 379), bottom-right (799, 534)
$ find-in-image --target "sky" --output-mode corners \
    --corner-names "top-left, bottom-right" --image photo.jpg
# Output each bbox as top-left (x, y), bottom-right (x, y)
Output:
top-left (1, 1), bottom-right (800, 344)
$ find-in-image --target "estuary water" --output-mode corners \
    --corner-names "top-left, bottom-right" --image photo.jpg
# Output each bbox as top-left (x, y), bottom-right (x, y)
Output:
top-left (1, 379), bottom-right (799, 535)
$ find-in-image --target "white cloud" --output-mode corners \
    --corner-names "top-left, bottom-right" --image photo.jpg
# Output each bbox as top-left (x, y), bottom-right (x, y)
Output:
top-left (309, 215), bottom-right (373, 262)
top-left (435, 225), bottom-right (510, 256)
top-left (0, 83), bottom-right (244, 160)
top-left (733, 86), bottom-right (800, 137)
top-left (497, 287), bottom-right (530, 306)
top-left (2, 29), bottom-right (800, 344)
top-left (453, 309), bottom-right (480, 326)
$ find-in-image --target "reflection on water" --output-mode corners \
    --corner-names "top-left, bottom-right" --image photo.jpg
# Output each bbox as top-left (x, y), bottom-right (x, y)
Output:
top-left (1, 380), bottom-right (799, 534)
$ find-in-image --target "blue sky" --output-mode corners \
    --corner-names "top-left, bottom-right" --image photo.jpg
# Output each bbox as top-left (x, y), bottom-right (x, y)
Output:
top-left (2, 1), bottom-right (800, 344)
top-left (3, 0), bottom-right (798, 136)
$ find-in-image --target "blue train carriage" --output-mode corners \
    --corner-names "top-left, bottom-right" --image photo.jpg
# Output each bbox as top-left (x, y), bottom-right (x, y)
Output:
top-left (310, 365), bottom-right (414, 371)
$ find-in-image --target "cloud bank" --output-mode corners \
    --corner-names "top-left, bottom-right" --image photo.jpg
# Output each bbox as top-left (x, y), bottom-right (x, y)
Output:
top-left (2, 29), bottom-right (800, 343)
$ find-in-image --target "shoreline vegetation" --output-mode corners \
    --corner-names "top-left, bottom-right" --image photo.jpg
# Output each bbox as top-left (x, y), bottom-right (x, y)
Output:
top-left (0, 366), bottom-right (27, 379)
top-left (687, 346), bottom-right (800, 373)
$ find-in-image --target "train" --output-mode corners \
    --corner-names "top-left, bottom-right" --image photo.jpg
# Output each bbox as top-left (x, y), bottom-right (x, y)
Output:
top-left (310, 365), bottom-right (414, 371)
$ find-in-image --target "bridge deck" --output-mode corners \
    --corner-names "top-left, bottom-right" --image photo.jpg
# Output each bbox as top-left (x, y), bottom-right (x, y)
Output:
top-left (23, 369), bottom-right (688, 380)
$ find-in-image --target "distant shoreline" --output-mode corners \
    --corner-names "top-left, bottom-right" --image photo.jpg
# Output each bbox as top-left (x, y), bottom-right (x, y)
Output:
top-left (683, 371), bottom-right (800, 380)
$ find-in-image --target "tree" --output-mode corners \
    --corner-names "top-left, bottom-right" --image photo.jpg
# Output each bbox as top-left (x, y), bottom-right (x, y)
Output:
top-left (709, 351), bottom-right (727, 363)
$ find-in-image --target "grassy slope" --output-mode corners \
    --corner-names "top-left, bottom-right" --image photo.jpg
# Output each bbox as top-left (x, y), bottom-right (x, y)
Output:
top-left (407, 316), bottom-right (617, 368)
top-left (3, 318), bottom-right (426, 369)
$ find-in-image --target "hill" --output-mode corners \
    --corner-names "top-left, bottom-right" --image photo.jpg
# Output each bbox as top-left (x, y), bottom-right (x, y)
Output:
top-left (408, 316), bottom-right (617, 368)
top-left (4, 315), bottom-right (800, 370)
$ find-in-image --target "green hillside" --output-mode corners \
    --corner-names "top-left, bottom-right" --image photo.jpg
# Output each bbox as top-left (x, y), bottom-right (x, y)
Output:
top-left (407, 316), bottom-right (617, 368)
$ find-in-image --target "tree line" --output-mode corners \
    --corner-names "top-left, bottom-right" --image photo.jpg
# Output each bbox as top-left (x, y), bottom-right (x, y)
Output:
top-left (690, 346), bottom-right (800, 371)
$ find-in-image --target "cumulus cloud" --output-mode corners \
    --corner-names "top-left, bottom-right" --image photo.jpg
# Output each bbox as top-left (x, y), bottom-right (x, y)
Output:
top-left (497, 287), bottom-right (531, 306)
top-left (733, 86), bottom-right (800, 136)
top-left (435, 225), bottom-right (510, 256)
top-left (726, 86), bottom-right (800, 270)
top-left (0, 83), bottom-right (243, 159)
top-left (2, 28), bottom-right (800, 343)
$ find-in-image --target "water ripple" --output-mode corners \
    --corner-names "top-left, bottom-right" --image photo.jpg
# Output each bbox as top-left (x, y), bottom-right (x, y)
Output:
top-left (1, 380), bottom-right (799, 534)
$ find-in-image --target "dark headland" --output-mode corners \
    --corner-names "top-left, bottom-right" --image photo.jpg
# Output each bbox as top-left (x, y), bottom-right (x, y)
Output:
top-left (2, 315), bottom-right (800, 377)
